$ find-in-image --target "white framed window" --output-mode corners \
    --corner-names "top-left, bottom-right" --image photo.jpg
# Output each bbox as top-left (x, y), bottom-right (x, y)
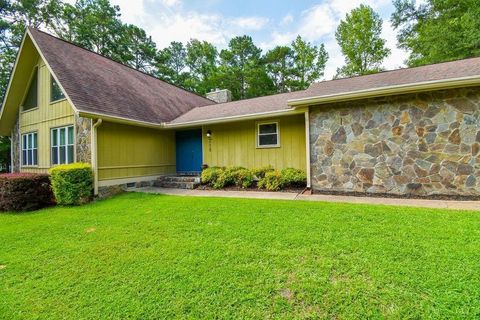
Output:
top-left (51, 125), bottom-right (74, 165)
top-left (22, 132), bottom-right (38, 166)
top-left (257, 121), bottom-right (280, 148)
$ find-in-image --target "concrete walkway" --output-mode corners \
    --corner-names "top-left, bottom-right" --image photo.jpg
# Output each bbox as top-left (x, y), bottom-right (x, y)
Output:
top-left (132, 187), bottom-right (480, 211)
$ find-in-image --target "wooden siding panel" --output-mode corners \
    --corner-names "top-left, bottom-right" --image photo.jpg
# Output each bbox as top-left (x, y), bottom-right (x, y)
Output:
top-left (97, 122), bottom-right (176, 181)
top-left (202, 115), bottom-right (306, 170)
top-left (19, 57), bottom-right (75, 174)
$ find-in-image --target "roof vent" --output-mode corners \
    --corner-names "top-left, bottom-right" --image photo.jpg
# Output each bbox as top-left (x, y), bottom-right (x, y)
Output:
top-left (206, 89), bottom-right (232, 103)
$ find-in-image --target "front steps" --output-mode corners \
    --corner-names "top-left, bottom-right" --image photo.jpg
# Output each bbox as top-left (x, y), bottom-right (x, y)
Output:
top-left (154, 175), bottom-right (200, 189)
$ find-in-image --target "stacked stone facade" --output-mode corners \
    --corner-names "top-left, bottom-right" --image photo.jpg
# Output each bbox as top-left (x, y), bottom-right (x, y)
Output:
top-left (75, 115), bottom-right (92, 164)
top-left (11, 114), bottom-right (20, 173)
top-left (310, 87), bottom-right (480, 197)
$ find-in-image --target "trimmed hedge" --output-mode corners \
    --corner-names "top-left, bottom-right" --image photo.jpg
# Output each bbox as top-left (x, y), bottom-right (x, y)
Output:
top-left (49, 163), bottom-right (93, 205)
top-left (281, 168), bottom-right (307, 188)
top-left (201, 166), bottom-right (307, 191)
top-left (0, 173), bottom-right (54, 211)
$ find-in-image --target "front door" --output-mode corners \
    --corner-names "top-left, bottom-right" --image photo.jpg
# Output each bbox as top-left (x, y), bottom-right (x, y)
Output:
top-left (176, 129), bottom-right (203, 174)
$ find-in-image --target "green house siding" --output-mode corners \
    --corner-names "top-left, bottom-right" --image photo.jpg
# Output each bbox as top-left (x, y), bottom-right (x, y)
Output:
top-left (202, 114), bottom-right (306, 170)
top-left (97, 122), bottom-right (176, 181)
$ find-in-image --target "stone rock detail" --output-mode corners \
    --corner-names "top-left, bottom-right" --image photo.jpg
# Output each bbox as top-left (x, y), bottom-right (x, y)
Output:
top-left (75, 115), bottom-right (92, 164)
top-left (98, 185), bottom-right (126, 199)
top-left (11, 114), bottom-right (20, 173)
top-left (310, 87), bottom-right (480, 197)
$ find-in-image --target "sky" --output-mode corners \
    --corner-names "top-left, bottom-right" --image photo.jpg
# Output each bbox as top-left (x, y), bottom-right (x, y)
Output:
top-left (77, 0), bottom-right (411, 79)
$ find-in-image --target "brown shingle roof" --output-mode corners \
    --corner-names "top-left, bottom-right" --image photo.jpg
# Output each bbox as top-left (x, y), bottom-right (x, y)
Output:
top-left (29, 28), bottom-right (214, 124)
top-left (170, 90), bottom-right (306, 124)
top-left (28, 27), bottom-right (480, 125)
top-left (171, 57), bottom-right (480, 124)
top-left (303, 56), bottom-right (480, 98)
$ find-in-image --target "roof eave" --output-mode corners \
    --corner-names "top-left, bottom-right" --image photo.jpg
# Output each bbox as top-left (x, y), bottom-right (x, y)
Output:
top-left (78, 111), bottom-right (165, 129)
top-left (287, 76), bottom-right (480, 107)
top-left (164, 108), bottom-right (305, 128)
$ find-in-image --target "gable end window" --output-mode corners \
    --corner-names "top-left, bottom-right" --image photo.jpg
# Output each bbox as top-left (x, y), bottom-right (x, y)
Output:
top-left (50, 75), bottom-right (65, 102)
top-left (51, 126), bottom-right (74, 165)
top-left (257, 122), bottom-right (280, 148)
top-left (22, 132), bottom-right (38, 166)
top-left (22, 67), bottom-right (38, 111)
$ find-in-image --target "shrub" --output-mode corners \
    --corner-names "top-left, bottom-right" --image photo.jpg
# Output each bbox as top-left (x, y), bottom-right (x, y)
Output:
top-left (233, 168), bottom-right (254, 188)
top-left (252, 166), bottom-right (274, 179)
top-left (258, 170), bottom-right (284, 191)
top-left (201, 167), bottom-right (223, 185)
top-left (49, 163), bottom-right (93, 205)
top-left (281, 168), bottom-right (307, 188)
top-left (212, 167), bottom-right (244, 189)
top-left (0, 173), bottom-right (54, 211)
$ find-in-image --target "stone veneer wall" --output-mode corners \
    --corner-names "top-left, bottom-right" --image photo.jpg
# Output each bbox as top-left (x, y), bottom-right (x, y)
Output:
top-left (11, 114), bottom-right (20, 173)
top-left (309, 87), bottom-right (480, 197)
top-left (75, 115), bottom-right (92, 164)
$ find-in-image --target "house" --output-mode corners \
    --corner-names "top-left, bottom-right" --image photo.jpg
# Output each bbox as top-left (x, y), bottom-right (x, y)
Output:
top-left (0, 28), bottom-right (479, 198)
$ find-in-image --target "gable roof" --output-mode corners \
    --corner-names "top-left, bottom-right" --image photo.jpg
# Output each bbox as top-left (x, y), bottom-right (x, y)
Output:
top-left (1, 28), bottom-right (480, 133)
top-left (27, 28), bottom-right (214, 124)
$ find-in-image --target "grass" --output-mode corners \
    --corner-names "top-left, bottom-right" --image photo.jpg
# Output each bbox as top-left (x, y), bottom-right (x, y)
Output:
top-left (1, 193), bottom-right (480, 319)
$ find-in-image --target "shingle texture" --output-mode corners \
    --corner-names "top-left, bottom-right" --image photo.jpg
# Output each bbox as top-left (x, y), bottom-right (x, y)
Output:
top-left (172, 57), bottom-right (480, 124)
top-left (170, 90), bottom-right (306, 124)
top-left (29, 28), bottom-right (214, 124)
top-left (304, 57), bottom-right (480, 97)
top-left (30, 28), bottom-right (480, 125)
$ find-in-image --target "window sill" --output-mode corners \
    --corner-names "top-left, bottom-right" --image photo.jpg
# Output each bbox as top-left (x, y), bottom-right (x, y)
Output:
top-left (50, 98), bottom-right (67, 105)
top-left (21, 107), bottom-right (39, 113)
top-left (256, 144), bottom-right (281, 149)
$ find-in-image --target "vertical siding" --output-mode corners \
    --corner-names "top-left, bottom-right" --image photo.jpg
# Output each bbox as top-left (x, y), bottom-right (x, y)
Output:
top-left (97, 122), bottom-right (176, 181)
top-left (202, 115), bottom-right (306, 170)
top-left (20, 57), bottom-right (75, 173)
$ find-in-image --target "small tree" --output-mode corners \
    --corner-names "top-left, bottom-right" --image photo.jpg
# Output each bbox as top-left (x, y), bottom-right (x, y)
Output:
top-left (335, 4), bottom-right (390, 78)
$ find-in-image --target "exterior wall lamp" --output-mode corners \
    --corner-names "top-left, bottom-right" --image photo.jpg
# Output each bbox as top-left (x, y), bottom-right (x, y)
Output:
top-left (206, 130), bottom-right (212, 152)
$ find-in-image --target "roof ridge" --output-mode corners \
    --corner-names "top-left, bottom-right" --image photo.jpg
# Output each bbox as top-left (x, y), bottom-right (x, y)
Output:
top-left (27, 27), bottom-right (215, 105)
top-left (309, 56), bottom-right (480, 88)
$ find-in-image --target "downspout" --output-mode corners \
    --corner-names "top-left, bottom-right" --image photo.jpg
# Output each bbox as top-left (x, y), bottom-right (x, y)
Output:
top-left (91, 118), bottom-right (103, 196)
top-left (304, 109), bottom-right (311, 189)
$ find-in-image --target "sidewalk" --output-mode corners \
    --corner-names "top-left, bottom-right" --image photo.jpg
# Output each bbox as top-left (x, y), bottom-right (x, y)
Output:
top-left (132, 187), bottom-right (480, 211)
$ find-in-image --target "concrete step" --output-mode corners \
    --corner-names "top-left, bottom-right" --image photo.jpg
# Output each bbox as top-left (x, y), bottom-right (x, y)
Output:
top-left (153, 181), bottom-right (199, 189)
top-left (154, 175), bottom-right (200, 189)
top-left (160, 176), bottom-right (200, 183)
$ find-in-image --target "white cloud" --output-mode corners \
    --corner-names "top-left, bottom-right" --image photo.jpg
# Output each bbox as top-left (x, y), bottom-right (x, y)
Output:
top-left (281, 14), bottom-right (294, 25)
top-left (107, 0), bottom-right (408, 79)
top-left (231, 17), bottom-right (269, 30)
top-left (161, 0), bottom-right (181, 7)
top-left (260, 0), bottom-right (408, 79)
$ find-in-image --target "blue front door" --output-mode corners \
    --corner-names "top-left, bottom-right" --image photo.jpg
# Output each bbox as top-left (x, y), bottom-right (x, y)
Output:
top-left (176, 129), bottom-right (203, 174)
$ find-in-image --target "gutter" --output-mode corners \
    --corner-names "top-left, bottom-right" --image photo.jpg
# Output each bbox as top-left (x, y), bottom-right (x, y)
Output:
top-left (287, 75), bottom-right (480, 107)
top-left (91, 118), bottom-right (103, 196)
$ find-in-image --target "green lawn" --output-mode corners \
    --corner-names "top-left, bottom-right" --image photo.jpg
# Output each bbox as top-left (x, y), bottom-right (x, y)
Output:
top-left (1, 193), bottom-right (480, 319)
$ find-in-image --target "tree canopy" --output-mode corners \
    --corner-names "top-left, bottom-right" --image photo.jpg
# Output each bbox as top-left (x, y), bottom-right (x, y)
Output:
top-left (391, 0), bottom-right (480, 67)
top-left (335, 4), bottom-right (390, 77)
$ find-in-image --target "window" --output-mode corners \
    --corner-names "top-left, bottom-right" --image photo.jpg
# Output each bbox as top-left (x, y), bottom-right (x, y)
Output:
top-left (51, 126), bottom-right (74, 165)
top-left (257, 122), bottom-right (279, 147)
top-left (50, 75), bottom-right (65, 102)
top-left (22, 132), bottom-right (38, 166)
top-left (23, 67), bottom-right (38, 111)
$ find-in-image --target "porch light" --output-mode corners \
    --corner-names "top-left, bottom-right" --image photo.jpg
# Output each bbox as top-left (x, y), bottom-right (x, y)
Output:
top-left (206, 130), bottom-right (212, 138)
